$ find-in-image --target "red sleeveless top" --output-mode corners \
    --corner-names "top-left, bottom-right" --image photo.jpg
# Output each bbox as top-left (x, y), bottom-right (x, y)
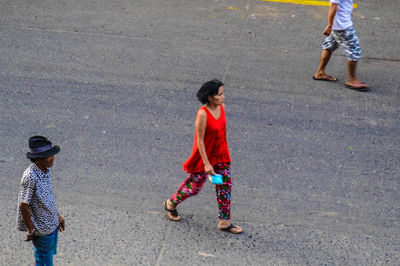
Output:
top-left (182, 105), bottom-right (231, 173)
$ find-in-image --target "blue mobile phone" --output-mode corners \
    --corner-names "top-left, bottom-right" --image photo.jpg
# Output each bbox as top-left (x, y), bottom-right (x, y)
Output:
top-left (209, 174), bottom-right (223, 184)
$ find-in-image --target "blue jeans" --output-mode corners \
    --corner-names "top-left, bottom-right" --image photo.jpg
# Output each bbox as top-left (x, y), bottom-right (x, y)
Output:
top-left (33, 229), bottom-right (58, 266)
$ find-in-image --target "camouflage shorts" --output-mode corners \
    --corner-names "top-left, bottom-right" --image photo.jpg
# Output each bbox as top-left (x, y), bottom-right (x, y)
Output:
top-left (322, 26), bottom-right (362, 61)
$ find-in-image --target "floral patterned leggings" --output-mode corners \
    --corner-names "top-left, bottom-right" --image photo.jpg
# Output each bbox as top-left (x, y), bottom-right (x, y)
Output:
top-left (170, 162), bottom-right (232, 220)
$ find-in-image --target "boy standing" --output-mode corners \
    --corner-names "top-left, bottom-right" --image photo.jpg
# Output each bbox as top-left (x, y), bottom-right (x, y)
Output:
top-left (313, 0), bottom-right (368, 91)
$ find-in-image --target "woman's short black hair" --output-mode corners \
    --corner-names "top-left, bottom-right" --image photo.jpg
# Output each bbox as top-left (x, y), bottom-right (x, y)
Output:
top-left (196, 79), bottom-right (224, 104)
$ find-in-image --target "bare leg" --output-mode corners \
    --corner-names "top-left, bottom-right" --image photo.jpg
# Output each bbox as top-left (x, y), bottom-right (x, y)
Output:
top-left (346, 60), bottom-right (368, 87)
top-left (314, 49), bottom-right (337, 81)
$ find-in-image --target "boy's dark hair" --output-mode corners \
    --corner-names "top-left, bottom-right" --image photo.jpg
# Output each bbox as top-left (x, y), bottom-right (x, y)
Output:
top-left (196, 79), bottom-right (224, 104)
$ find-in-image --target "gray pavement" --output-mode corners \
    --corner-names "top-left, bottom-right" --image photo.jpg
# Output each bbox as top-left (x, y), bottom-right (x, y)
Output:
top-left (1, 0), bottom-right (399, 265)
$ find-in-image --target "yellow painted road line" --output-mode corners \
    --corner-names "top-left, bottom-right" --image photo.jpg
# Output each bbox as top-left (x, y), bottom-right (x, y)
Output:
top-left (258, 0), bottom-right (357, 8)
top-left (226, 6), bottom-right (241, 11)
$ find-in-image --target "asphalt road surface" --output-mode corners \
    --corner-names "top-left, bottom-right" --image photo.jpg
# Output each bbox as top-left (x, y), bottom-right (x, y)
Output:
top-left (1, 0), bottom-right (399, 265)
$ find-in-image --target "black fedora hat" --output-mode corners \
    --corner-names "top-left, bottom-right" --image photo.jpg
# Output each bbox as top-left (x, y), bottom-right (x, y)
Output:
top-left (26, 136), bottom-right (60, 159)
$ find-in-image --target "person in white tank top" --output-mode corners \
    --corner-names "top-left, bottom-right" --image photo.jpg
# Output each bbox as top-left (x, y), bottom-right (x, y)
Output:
top-left (313, 0), bottom-right (368, 91)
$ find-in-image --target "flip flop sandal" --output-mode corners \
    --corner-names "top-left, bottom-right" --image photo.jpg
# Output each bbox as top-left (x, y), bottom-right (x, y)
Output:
top-left (218, 224), bottom-right (242, 234)
top-left (345, 83), bottom-right (369, 92)
top-left (163, 201), bottom-right (180, 221)
top-left (312, 75), bottom-right (338, 82)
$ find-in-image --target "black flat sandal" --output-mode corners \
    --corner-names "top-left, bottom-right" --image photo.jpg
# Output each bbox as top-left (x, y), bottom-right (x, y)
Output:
top-left (218, 224), bottom-right (242, 234)
top-left (163, 201), bottom-right (181, 221)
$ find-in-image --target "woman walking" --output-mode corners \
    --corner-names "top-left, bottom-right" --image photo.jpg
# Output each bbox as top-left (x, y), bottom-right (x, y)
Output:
top-left (163, 79), bottom-right (243, 234)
